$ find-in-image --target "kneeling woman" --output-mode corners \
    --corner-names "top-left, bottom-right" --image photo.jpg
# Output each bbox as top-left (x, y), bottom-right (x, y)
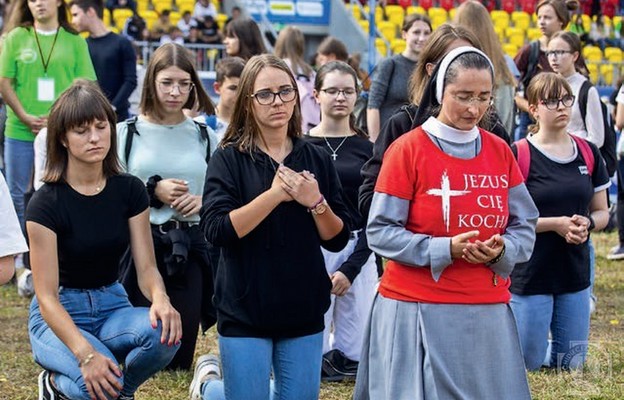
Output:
top-left (355, 47), bottom-right (538, 399)
top-left (26, 80), bottom-right (181, 400)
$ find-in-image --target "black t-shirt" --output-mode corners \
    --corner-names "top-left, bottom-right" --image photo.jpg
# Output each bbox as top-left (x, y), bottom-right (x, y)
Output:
top-left (510, 139), bottom-right (610, 295)
top-left (25, 174), bottom-right (148, 288)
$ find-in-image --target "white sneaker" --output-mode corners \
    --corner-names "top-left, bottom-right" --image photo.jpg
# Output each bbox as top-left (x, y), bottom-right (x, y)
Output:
top-left (189, 354), bottom-right (221, 400)
top-left (17, 268), bottom-right (34, 298)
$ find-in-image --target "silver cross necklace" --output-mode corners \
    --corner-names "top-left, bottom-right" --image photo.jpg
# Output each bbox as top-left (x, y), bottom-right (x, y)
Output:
top-left (323, 136), bottom-right (350, 161)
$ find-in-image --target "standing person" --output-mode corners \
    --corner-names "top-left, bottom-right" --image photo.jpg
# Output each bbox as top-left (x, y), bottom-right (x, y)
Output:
top-left (274, 25), bottom-right (320, 132)
top-left (26, 79), bottom-right (181, 400)
top-left (610, 83), bottom-right (624, 259)
top-left (514, 0), bottom-right (579, 141)
top-left (454, 0), bottom-right (517, 135)
top-left (69, 0), bottom-right (137, 122)
top-left (117, 43), bottom-right (218, 371)
top-left (222, 17), bottom-right (266, 61)
top-left (354, 47), bottom-right (538, 400)
top-left (190, 54), bottom-right (350, 400)
top-left (305, 61), bottom-right (377, 381)
top-left (510, 72), bottom-right (610, 370)
top-left (315, 36), bottom-right (349, 66)
top-left (0, 170), bottom-right (28, 285)
top-left (366, 14), bottom-right (432, 141)
top-left (0, 0), bottom-right (96, 231)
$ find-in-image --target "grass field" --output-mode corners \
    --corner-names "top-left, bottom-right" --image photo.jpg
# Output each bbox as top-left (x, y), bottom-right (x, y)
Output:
top-left (0, 232), bottom-right (622, 399)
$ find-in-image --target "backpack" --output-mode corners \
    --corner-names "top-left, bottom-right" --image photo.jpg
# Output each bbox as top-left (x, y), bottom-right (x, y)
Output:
top-left (295, 73), bottom-right (321, 132)
top-left (521, 40), bottom-right (541, 91)
top-left (578, 80), bottom-right (617, 176)
top-left (515, 135), bottom-right (594, 181)
top-left (123, 116), bottom-right (212, 165)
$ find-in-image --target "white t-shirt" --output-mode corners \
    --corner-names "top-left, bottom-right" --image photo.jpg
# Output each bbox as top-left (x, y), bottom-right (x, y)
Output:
top-left (0, 172), bottom-right (28, 257)
top-left (193, 1), bottom-right (217, 20)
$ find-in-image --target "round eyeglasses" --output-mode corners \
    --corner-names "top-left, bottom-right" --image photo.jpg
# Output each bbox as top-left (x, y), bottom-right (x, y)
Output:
top-left (157, 81), bottom-right (194, 94)
top-left (540, 95), bottom-right (575, 110)
top-left (250, 87), bottom-right (297, 105)
top-left (320, 87), bottom-right (357, 98)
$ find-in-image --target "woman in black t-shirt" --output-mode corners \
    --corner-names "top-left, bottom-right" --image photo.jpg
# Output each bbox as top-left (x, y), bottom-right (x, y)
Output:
top-left (510, 73), bottom-right (610, 371)
top-left (304, 61), bottom-right (377, 381)
top-left (25, 80), bottom-right (181, 400)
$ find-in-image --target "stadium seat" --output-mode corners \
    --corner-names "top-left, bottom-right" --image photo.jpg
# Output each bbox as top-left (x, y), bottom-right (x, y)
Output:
top-left (505, 26), bottom-right (524, 38)
top-left (428, 7), bottom-right (447, 20)
top-left (113, 8), bottom-right (133, 27)
top-left (508, 32), bottom-right (526, 48)
top-left (521, 0), bottom-right (536, 14)
top-left (494, 26), bottom-right (505, 42)
top-left (587, 62), bottom-right (599, 84)
top-left (377, 20), bottom-right (398, 42)
top-left (153, 0), bottom-right (173, 13)
top-left (502, 0), bottom-right (516, 14)
top-left (526, 27), bottom-right (541, 41)
top-left (215, 13), bottom-right (228, 29)
top-left (346, 3), bottom-right (362, 20)
top-left (388, 13), bottom-right (404, 27)
top-left (358, 19), bottom-right (370, 34)
top-left (385, 5), bottom-right (404, 18)
top-left (137, 0), bottom-right (149, 12)
top-left (600, 64), bottom-right (614, 85)
top-left (419, 0), bottom-right (433, 11)
top-left (391, 38), bottom-right (406, 54)
top-left (440, 0), bottom-right (454, 12)
top-left (491, 10), bottom-right (510, 26)
top-left (103, 9), bottom-right (111, 26)
top-left (511, 11), bottom-right (531, 30)
top-left (363, 6), bottom-right (383, 22)
top-left (605, 47), bottom-right (623, 63)
top-left (169, 10), bottom-right (181, 24)
top-left (406, 6), bottom-right (427, 16)
top-left (583, 46), bottom-right (603, 62)
top-left (376, 38), bottom-right (388, 56)
top-left (503, 43), bottom-right (519, 57)
top-left (581, 14), bottom-right (591, 32)
top-left (431, 15), bottom-right (448, 29)
top-left (448, 8), bottom-right (457, 20)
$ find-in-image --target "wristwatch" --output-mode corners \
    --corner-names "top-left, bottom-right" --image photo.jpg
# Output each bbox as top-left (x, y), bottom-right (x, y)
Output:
top-left (309, 196), bottom-right (328, 215)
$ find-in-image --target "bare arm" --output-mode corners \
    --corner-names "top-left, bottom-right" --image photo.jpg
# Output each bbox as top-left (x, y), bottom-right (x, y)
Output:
top-left (0, 77), bottom-right (46, 134)
top-left (27, 221), bottom-right (122, 400)
top-left (616, 102), bottom-right (624, 131)
top-left (515, 94), bottom-right (530, 113)
top-left (128, 209), bottom-right (181, 345)
top-left (0, 256), bottom-right (15, 285)
top-left (366, 108), bottom-right (381, 142)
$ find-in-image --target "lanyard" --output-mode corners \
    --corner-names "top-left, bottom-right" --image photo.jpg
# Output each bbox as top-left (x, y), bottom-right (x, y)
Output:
top-left (33, 28), bottom-right (60, 76)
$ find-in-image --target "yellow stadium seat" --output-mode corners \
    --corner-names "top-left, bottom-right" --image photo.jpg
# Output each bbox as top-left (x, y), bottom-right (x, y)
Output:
top-left (141, 9), bottom-right (159, 21)
top-left (406, 6), bottom-right (426, 16)
top-left (358, 19), bottom-right (369, 33)
top-left (145, 14), bottom-right (159, 30)
top-left (376, 38), bottom-right (388, 56)
top-left (494, 26), bottom-right (505, 42)
top-left (587, 62), bottom-right (599, 84)
top-left (137, 0), bottom-right (149, 12)
top-left (377, 20), bottom-right (397, 42)
top-left (346, 3), bottom-right (362, 20)
top-left (103, 9), bottom-right (111, 26)
top-left (363, 6), bottom-right (383, 21)
top-left (605, 47), bottom-right (623, 63)
top-left (490, 10), bottom-right (509, 25)
top-left (391, 38), bottom-right (406, 54)
top-left (505, 27), bottom-right (524, 38)
top-left (526, 27), bottom-right (541, 41)
top-left (431, 14), bottom-right (447, 30)
top-left (532, 12), bottom-right (538, 25)
top-left (385, 5), bottom-right (404, 19)
top-left (581, 14), bottom-right (591, 32)
top-left (110, 26), bottom-right (120, 34)
top-left (503, 43), bottom-right (519, 58)
top-left (428, 7), bottom-right (447, 19)
top-left (583, 46), bottom-right (603, 62)
top-left (215, 13), bottom-right (228, 29)
top-left (614, 16), bottom-right (622, 28)
top-left (508, 32), bottom-right (526, 48)
top-left (169, 10), bottom-right (181, 24)
top-left (511, 11), bottom-right (531, 30)
top-left (113, 8), bottom-right (133, 26)
top-left (600, 64), bottom-right (614, 85)
top-left (153, 0), bottom-right (173, 13)
top-left (448, 8), bottom-right (456, 20)
top-left (389, 13), bottom-right (404, 27)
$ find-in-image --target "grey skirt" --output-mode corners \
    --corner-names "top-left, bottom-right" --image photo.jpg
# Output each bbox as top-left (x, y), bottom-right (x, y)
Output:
top-left (353, 294), bottom-right (531, 400)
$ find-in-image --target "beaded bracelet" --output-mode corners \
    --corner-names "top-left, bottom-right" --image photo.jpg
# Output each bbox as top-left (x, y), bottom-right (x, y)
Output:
top-left (486, 243), bottom-right (506, 266)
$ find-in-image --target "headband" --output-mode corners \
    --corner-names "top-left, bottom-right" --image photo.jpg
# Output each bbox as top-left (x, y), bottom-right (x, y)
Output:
top-left (435, 46), bottom-right (495, 103)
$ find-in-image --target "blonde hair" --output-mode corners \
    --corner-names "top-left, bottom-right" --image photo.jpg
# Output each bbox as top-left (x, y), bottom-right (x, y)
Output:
top-left (454, 1), bottom-right (515, 86)
top-left (274, 26), bottom-right (313, 76)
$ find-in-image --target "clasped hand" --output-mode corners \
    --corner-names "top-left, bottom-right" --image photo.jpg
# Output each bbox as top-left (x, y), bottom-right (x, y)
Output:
top-left (451, 231), bottom-right (505, 264)
top-left (556, 215), bottom-right (590, 245)
top-left (272, 164), bottom-right (321, 208)
top-left (155, 178), bottom-right (201, 217)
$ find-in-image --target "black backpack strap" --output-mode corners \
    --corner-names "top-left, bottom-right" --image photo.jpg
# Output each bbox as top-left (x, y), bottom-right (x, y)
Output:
top-left (193, 120), bottom-right (211, 163)
top-left (124, 116), bottom-right (139, 165)
top-left (523, 40), bottom-right (541, 90)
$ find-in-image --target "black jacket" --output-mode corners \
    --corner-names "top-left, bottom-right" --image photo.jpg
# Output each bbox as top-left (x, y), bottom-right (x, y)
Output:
top-left (200, 137), bottom-right (350, 338)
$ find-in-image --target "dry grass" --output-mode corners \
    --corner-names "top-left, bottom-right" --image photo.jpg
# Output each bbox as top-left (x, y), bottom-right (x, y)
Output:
top-left (1, 232), bottom-right (622, 399)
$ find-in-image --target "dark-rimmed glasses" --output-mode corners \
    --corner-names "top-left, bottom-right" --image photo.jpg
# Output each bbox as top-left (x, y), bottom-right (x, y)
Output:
top-left (540, 95), bottom-right (575, 110)
top-left (250, 87), bottom-right (297, 105)
top-left (545, 50), bottom-right (573, 58)
top-left (320, 87), bottom-right (357, 98)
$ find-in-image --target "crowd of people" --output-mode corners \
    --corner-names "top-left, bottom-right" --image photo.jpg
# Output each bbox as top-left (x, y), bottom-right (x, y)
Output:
top-left (0, 0), bottom-right (623, 398)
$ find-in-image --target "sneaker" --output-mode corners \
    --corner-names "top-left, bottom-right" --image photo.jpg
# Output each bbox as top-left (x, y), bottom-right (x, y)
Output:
top-left (607, 245), bottom-right (624, 260)
top-left (321, 349), bottom-right (358, 382)
top-left (38, 371), bottom-right (69, 400)
top-left (189, 354), bottom-right (221, 400)
top-left (17, 268), bottom-right (34, 298)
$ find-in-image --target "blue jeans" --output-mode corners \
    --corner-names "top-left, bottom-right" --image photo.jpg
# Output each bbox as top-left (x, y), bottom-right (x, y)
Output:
top-left (510, 287), bottom-right (590, 371)
top-left (202, 332), bottom-right (323, 400)
top-left (29, 283), bottom-right (179, 399)
top-left (4, 137), bottom-right (34, 230)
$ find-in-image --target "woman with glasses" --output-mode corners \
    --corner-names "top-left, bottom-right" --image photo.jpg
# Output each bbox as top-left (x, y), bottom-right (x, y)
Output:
top-left (354, 47), bottom-right (538, 400)
top-left (510, 72), bottom-right (610, 371)
top-left (303, 61), bottom-right (377, 381)
top-left (192, 54), bottom-right (349, 400)
top-left (116, 43), bottom-right (218, 371)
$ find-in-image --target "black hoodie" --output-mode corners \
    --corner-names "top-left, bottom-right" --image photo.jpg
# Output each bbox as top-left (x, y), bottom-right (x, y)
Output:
top-left (200, 137), bottom-right (350, 338)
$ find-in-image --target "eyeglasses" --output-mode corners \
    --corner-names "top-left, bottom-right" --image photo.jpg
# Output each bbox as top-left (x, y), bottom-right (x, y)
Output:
top-left (451, 93), bottom-right (493, 107)
top-left (157, 80), bottom-right (194, 94)
top-left (250, 87), bottom-right (297, 105)
top-left (320, 87), bottom-right (357, 98)
top-left (540, 95), bottom-right (575, 110)
top-left (546, 50), bottom-right (573, 58)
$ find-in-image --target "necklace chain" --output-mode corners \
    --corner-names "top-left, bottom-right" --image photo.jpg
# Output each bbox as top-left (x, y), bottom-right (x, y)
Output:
top-left (323, 136), bottom-right (350, 161)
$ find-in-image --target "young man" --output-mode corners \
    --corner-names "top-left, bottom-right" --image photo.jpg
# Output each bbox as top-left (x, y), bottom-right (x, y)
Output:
top-left (197, 57), bottom-right (244, 141)
top-left (70, 0), bottom-right (137, 121)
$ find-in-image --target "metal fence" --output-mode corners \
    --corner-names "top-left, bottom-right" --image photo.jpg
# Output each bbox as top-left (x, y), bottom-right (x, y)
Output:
top-left (133, 41), bottom-right (227, 72)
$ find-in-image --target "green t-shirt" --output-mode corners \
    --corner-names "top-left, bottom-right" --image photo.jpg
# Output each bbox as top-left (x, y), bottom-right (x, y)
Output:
top-left (0, 27), bottom-right (96, 142)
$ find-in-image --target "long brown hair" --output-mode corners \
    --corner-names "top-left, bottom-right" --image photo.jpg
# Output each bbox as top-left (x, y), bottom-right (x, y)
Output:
top-left (454, 1), bottom-right (515, 86)
top-left (4, 0), bottom-right (77, 34)
top-left (140, 43), bottom-right (215, 121)
top-left (314, 60), bottom-right (366, 137)
top-left (408, 24), bottom-right (482, 105)
top-left (526, 72), bottom-right (573, 134)
top-left (221, 54), bottom-right (302, 153)
top-left (535, 0), bottom-right (579, 28)
top-left (549, 31), bottom-right (589, 77)
top-left (274, 26), bottom-right (313, 77)
top-left (224, 18), bottom-right (267, 61)
top-left (44, 80), bottom-right (121, 182)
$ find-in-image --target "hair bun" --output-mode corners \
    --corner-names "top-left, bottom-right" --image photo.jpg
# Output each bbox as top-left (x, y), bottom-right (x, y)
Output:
top-left (565, 0), bottom-right (579, 12)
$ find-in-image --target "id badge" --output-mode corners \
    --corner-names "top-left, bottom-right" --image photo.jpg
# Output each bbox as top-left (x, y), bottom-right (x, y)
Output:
top-left (37, 77), bottom-right (55, 102)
